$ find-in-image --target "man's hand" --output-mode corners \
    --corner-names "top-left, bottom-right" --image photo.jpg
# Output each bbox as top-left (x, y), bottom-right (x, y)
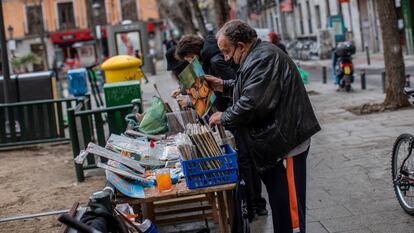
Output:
top-left (205, 75), bottom-right (224, 92)
top-left (209, 111), bottom-right (223, 127)
top-left (170, 88), bottom-right (181, 98)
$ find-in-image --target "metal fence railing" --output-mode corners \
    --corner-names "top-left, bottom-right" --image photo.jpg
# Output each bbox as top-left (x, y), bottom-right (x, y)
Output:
top-left (0, 97), bottom-right (80, 148)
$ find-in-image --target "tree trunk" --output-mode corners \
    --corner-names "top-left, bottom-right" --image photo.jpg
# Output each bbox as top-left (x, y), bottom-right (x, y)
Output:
top-left (189, 0), bottom-right (208, 36)
top-left (156, 0), bottom-right (197, 35)
top-left (178, 0), bottom-right (197, 34)
top-left (213, 0), bottom-right (229, 28)
top-left (377, 0), bottom-right (409, 108)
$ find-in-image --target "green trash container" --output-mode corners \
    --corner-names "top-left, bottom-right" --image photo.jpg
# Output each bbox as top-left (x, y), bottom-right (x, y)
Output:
top-left (104, 80), bottom-right (143, 133)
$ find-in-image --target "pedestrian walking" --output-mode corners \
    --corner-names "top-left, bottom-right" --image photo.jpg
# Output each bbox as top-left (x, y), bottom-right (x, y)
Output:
top-left (207, 20), bottom-right (321, 233)
top-left (163, 35), bottom-right (177, 51)
top-left (134, 49), bottom-right (149, 83)
top-left (268, 32), bottom-right (288, 54)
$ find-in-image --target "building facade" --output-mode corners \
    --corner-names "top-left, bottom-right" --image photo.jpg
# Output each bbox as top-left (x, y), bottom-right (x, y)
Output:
top-left (396, 0), bottom-right (414, 55)
top-left (244, 0), bottom-right (393, 54)
top-left (3, 0), bottom-right (158, 72)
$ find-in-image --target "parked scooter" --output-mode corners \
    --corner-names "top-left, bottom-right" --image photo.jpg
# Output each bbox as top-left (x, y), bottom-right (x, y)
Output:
top-left (333, 41), bottom-right (355, 92)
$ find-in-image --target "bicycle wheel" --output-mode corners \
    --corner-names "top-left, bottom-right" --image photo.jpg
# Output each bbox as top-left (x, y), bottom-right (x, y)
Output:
top-left (392, 133), bottom-right (414, 215)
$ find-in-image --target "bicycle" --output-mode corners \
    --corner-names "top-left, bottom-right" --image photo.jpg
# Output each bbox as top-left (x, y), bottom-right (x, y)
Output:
top-left (392, 87), bottom-right (414, 215)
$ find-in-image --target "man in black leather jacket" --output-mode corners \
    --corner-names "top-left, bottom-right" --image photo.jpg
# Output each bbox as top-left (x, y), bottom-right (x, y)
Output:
top-left (175, 33), bottom-right (269, 218)
top-left (207, 20), bottom-right (321, 233)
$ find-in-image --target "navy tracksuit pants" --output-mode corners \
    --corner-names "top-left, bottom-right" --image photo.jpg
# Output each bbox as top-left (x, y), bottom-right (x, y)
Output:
top-left (260, 148), bottom-right (309, 233)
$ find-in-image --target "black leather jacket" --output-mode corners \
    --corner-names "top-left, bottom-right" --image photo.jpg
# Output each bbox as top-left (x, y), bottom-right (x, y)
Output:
top-left (221, 39), bottom-right (321, 172)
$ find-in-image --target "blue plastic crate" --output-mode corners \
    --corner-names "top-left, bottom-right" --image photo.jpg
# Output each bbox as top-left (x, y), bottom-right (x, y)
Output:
top-left (181, 144), bottom-right (238, 189)
top-left (67, 68), bottom-right (88, 97)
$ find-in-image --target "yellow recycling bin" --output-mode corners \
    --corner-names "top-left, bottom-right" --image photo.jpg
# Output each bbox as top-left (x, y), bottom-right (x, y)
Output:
top-left (101, 55), bottom-right (144, 83)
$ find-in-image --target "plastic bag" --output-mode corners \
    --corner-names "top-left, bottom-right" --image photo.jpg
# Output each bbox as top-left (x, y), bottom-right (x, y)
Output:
top-left (138, 97), bottom-right (168, 135)
top-left (106, 134), bottom-right (148, 160)
top-left (159, 145), bottom-right (181, 161)
top-left (174, 133), bottom-right (197, 160)
top-left (297, 66), bottom-right (310, 85)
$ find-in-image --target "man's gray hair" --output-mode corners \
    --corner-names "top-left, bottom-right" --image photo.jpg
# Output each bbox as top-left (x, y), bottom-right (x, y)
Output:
top-left (216, 20), bottom-right (257, 46)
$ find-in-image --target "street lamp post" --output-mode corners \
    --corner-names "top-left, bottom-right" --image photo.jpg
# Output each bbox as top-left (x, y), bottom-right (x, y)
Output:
top-left (92, 1), bottom-right (104, 64)
top-left (7, 25), bottom-right (16, 58)
top-left (7, 25), bottom-right (13, 39)
top-left (0, 1), bottom-right (11, 103)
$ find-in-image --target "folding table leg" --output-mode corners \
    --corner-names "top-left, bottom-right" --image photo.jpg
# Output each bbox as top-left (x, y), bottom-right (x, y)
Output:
top-left (224, 190), bottom-right (234, 229)
top-left (142, 202), bottom-right (155, 222)
top-left (207, 193), bottom-right (219, 224)
top-left (217, 191), bottom-right (229, 233)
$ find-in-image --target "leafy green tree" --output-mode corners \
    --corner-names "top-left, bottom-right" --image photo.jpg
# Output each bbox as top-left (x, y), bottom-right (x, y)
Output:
top-left (11, 53), bottom-right (42, 74)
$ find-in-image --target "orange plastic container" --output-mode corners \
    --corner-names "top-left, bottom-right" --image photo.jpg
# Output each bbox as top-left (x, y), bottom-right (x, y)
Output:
top-left (155, 169), bottom-right (172, 192)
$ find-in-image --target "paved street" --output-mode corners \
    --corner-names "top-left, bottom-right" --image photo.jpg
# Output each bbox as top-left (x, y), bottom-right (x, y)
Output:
top-left (296, 52), bottom-right (414, 71)
top-left (250, 77), bottom-right (414, 233)
top-left (297, 51), bottom-right (414, 90)
top-left (142, 61), bottom-right (414, 232)
top-left (302, 65), bottom-right (414, 90)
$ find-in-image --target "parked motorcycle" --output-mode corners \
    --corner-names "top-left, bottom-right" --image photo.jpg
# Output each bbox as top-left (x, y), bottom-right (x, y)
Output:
top-left (333, 41), bottom-right (355, 92)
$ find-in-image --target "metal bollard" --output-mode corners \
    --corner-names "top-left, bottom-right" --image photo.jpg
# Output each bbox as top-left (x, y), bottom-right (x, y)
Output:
top-left (382, 71), bottom-right (386, 93)
top-left (365, 46), bottom-right (371, 65)
top-left (150, 56), bottom-right (156, 75)
top-left (361, 70), bottom-right (366, 90)
top-left (322, 66), bottom-right (327, 84)
top-left (406, 74), bottom-right (411, 87)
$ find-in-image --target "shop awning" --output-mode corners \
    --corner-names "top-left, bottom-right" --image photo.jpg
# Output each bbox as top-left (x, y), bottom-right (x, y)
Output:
top-left (50, 28), bottom-right (108, 44)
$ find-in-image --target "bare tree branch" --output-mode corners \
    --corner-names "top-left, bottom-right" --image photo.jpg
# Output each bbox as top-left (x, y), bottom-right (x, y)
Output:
top-left (213, 0), bottom-right (229, 28)
top-left (189, 0), bottom-right (207, 36)
top-left (157, 0), bottom-right (209, 36)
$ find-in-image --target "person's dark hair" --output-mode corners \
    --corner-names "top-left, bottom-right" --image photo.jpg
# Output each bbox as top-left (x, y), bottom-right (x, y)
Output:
top-left (216, 20), bottom-right (257, 46)
top-left (165, 46), bottom-right (188, 71)
top-left (175, 35), bottom-right (204, 60)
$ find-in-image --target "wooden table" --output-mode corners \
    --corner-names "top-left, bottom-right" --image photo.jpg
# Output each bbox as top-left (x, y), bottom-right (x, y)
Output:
top-left (116, 180), bottom-right (236, 233)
